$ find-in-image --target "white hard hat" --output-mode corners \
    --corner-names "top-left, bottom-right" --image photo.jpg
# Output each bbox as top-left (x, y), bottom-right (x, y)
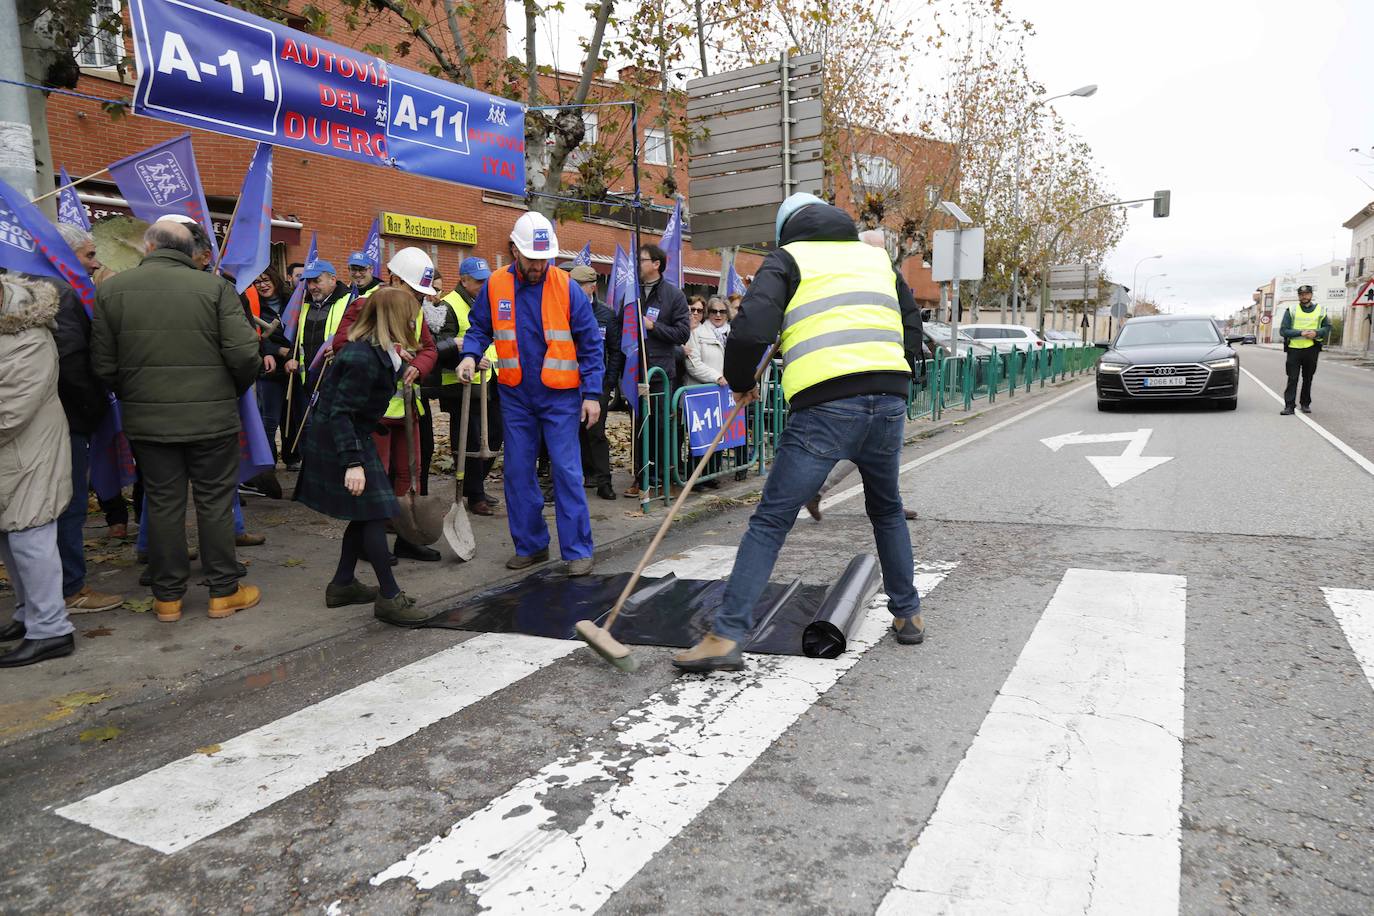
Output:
top-left (510, 212), bottom-right (559, 260)
top-left (388, 246), bottom-right (438, 297)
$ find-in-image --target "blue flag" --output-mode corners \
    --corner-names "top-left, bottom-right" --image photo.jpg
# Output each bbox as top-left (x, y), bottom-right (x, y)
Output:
top-left (0, 178), bottom-right (98, 315)
top-left (218, 143), bottom-right (273, 293)
top-left (306, 231), bottom-right (318, 265)
top-left (107, 133), bottom-right (218, 262)
top-left (280, 276), bottom-right (307, 344)
top-left (363, 217), bottom-right (381, 273)
top-left (612, 244), bottom-right (642, 412)
top-left (661, 198), bottom-right (683, 288)
top-left (57, 168), bottom-right (90, 230)
top-left (574, 242), bottom-right (592, 267)
top-left (725, 260), bottom-right (746, 297)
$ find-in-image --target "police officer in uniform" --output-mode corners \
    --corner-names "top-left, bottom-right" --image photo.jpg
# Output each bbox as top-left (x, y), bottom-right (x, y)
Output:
top-left (673, 193), bottom-right (925, 672)
top-left (1279, 284), bottom-right (1331, 415)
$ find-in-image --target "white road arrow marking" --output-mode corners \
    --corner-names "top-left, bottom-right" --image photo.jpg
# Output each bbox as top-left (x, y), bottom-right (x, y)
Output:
top-left (1040, 428), bottom-right (1173, 488)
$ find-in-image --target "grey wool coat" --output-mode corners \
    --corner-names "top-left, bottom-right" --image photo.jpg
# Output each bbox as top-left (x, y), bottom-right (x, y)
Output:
top-left (0, 275), bottom-right (73, 532)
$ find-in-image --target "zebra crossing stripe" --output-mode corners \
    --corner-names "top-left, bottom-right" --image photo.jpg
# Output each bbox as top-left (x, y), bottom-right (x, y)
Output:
top-left (1321, 588), bottom-right (1374, 691)
top-left (370, 561), bottom-right (958, 912)
top-left (55, 634), bottom-right (582, 854)
top-left (875, 568), bottom-right (1187, 915)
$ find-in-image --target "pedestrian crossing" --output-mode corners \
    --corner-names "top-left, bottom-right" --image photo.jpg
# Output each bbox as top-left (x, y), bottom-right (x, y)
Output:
top-left (46, 548), bottom-right (1374, 914)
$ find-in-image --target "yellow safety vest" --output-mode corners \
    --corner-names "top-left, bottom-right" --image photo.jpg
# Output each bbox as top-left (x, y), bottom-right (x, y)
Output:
top-left (777, 240), bottom-right (908, 402)
top-left (439, 290), bottom-right (498, 386)
top-left (1288, 304), bottom-right (1325, 350)
top-left (294, 290), bottom-right (351, 379)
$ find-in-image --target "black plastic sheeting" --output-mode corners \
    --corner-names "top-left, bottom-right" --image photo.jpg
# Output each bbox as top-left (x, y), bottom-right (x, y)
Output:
top-left (418, 553), bottom-right (883, 658)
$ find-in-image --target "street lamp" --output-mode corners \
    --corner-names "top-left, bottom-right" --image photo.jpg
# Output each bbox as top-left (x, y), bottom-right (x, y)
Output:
top-left (1009, 83), bottom-right (1098, 324)
top-left (1132, 255), bottom-right (1163, 308)
top-left (1141, 273), bottom-right (1168, 307)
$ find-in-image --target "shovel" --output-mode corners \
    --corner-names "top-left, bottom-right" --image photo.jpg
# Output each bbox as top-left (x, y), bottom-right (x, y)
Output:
top-left (475, 375), bottom-right (497, 459)
top-left (392, 385), bottom-right (448, 546)
top-left (442, 382), bottom-right (476, 561)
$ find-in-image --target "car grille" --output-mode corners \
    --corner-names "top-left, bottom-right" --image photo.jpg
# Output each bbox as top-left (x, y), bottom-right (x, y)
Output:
top-left (1121, 363), bottom-right (1209, 396)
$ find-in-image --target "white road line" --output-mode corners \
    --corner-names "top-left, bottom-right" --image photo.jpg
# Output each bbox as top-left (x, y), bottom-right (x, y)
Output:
top-left (1241, 367), bottom-right (1374, 478)
top-left (642, 544), bottom-right (737, 579)
top-left (1321, 588), bottom-right (1374, 692)
top-left (822, 381), bottom-right (1092, 511)
top-left (877, 568), bottom-right (1187, 916)
top-left (56, 634), bottom-right (582, 854)
top-left (371, 562), bottom-right (959, 912)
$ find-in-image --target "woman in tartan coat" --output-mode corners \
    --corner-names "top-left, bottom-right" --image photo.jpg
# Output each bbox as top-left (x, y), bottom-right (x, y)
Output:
top-left (296, 287), bottom-right (424, 623)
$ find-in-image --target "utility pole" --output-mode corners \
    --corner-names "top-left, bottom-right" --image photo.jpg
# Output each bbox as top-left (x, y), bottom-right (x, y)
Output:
top-left (0, 0), bottom-right (37, 198)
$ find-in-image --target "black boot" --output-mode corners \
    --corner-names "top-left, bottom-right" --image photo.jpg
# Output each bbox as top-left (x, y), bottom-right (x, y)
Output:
top-left (394, 537), bottom-right (441, 562)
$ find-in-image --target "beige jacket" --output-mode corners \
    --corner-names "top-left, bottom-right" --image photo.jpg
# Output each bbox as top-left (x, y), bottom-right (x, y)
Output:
top-left (0, 276), bottom-right (72, 532)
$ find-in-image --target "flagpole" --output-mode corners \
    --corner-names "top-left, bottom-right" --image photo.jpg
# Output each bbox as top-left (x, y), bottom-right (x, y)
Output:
top-left (214, 190), bottom-right (247, 274)
top-left (30, 167), bottom-right (110, 205)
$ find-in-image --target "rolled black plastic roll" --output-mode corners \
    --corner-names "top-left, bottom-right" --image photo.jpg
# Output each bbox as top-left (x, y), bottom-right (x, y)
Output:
top-left (801, 554), bottom-right (882, 658)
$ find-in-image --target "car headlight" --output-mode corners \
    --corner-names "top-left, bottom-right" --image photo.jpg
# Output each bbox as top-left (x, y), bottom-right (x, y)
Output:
top-left (1097, 361), bottom-right (1126, 374)
top-left (1206, 357), bottom-right (1237, 369)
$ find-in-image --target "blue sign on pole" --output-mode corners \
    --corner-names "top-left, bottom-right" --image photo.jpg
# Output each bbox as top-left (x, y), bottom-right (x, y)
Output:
top-left (683, 386), bottom-right (746, 456)
top-left (127, 0), bottom-right (526, 195)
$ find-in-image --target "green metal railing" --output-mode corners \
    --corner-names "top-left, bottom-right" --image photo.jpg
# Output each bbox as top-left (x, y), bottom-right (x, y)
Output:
top-left (633, 346), bottom-right (1103, 507)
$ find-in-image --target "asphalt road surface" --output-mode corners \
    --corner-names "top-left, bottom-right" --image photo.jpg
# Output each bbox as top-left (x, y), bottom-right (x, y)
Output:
top-left (2, 371), bottom-right (1372, 915)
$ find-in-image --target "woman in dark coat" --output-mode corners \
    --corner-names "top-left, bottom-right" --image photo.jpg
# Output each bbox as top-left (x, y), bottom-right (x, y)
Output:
top-left (296, 287), bottom-right (423, 623)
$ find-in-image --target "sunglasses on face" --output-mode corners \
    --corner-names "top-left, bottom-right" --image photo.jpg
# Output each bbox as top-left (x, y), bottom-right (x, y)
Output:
top-left (689, 307), bottom-right (704, 314)
top-left (708, 309), bottom-right (728, 316)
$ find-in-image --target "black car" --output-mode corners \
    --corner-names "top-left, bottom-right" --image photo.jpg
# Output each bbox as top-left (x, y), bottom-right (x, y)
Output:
top-left (1094, 315), bottom-right (1244, 411)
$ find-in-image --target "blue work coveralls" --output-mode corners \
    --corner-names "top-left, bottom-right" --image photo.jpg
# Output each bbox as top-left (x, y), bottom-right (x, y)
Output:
top-left (462, 266), bottom-right (605, 560)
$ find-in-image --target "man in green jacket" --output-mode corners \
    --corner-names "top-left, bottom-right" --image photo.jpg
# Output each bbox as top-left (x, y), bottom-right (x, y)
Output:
top-left (91, 220), bottom-right (264, 623)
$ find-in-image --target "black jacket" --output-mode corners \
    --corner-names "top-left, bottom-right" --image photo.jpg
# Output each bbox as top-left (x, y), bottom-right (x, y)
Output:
top-left (591, 296), bottom-right (625, 398)
top-left (48, 277), bottom-right (110, 434)
top-left (724, 204), bottom-right (922, 410)
top-left (641, 277), bottom-right (691, 380)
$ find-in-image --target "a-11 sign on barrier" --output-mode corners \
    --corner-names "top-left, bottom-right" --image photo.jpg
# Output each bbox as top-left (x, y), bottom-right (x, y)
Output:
top-left (127, 0), bottom-right (525, 195)
top-left (683, 387), bottom-right (747, 456)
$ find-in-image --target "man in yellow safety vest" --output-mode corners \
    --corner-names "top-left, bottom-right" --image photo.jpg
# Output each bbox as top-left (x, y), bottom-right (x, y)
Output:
top-left (673, 193), bottom-right (926, 673)
top-left (1279, 284), bottom-right (1331, 415)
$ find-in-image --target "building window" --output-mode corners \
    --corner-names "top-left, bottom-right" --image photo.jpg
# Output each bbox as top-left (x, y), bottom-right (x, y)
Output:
top-left (645, 128), bottom-right (670, 167)
top-left (77, 0), bottom-right (122, 69)
top-left (565, 112), bottom-right (598, 171)
top-left (852, 154), bottom-right (899, 193)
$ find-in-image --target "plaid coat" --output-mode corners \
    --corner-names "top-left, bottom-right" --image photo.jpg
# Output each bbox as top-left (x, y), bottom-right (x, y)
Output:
top-left (295, 341), bottom-right (400, 521)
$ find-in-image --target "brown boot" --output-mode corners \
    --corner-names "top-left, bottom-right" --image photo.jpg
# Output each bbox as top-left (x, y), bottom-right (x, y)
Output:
top-left (65, 586), bottom-right (124, 613)
top-left (892, 615), bottom-right (925, 645)
top-left (154, 599), bottom-right (182, 623)
top-left (208, 584), bottom-right (261, 619)
top-left (671, 633), bottom-right (744, 673)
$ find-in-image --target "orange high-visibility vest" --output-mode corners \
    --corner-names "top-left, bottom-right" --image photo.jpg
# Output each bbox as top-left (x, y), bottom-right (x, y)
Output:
top-left (486, 266), bottom-right (581, 389)
top-left (244, 284), bottom-right (262, 337)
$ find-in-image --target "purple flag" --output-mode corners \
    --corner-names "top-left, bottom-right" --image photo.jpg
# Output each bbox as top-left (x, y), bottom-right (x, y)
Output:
top-left (57, 168), bottom-right (90, 230)
top-left (306, 231), bottom-right (318, 265)
top-left (574, 242), bottom-right (592, 267)
top-left (613, 244), bottom-right (642, 412)
top-left (238, 391), bottom-right (275, 482)
top-left (0, 178), bottom-right (98, 315)
top-left (218, 143), bottom-right (273, 293)
top-left (725, 260), bottom-right (746, 297)
top-left (661, 198), bottom-right (683, 288)
top-left (280, 277), bottom-right (307, 344)
top-left (363, 218), bottom-right (381, 273)
top-left (88, 397), bottom-right (137, 500)
top-left (108, 134), bottom-right (218, 262)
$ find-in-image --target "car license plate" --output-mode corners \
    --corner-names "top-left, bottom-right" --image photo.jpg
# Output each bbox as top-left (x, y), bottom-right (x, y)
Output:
top-left (1143, 376), bottom-right (1187, 387)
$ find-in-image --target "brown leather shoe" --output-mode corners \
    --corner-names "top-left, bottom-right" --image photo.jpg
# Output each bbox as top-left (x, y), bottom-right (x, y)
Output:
top-left (805, 498), bottom-right (822, 521)
top-left (671, 633), bottom-right (744, 672)
top-left (467, 499), bottom-right (495, 516)
top-left (892, 615), bottom-right (925, 645)
top-left (208, 584), bottom-right (261, 619)
top-left (622, 485), bottom-right (642, 498)
top-left (65, 586), bottom-right (123, 614)
top-left (235, 532), bottom-right (267, 547)
top-left (154, 599), bottom-right (183, 623)
top-left (903, 508), bottom-right (918, 520)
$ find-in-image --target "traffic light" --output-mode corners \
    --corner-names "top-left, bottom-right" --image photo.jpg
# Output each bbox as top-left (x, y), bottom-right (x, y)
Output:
top-left (1153, 190), bottom-right (1171, 218)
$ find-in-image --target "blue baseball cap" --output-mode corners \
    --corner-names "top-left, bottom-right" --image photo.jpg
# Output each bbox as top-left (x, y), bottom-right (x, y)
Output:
top-left (301, 259), bottom-right (336, 279)
top-left (347, 251), bottom-right (372, 268)
top-left (460, 256), bottom-right (492, 280)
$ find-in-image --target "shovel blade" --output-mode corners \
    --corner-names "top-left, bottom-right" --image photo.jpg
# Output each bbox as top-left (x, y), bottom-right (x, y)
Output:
top-left (443, 502), bottom-right (475, 561)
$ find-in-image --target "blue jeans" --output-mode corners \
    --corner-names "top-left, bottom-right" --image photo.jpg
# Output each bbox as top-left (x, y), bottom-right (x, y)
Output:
top-left (712, 394), bottom-right (920, 643)
top-left (57, 432), bottom-right (91, 597)
top-left (258, 378), bottom-right (286, 462)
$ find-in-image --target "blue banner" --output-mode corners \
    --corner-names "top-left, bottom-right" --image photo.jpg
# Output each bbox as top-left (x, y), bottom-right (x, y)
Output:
top-left (683, 386), bottom-right (746, 456)
top-left (57, 168), bottom-right (91, 230)
top-left (127, 0), bottom-right (526, 195)
top-left (0, 178), bottom-right (98, 315)
top-left (613, 243), bottom-right (641, 412)
top-left (107, 133), bottom-right (218, 261)
top-left (219, 141), bottom-right (273, 292)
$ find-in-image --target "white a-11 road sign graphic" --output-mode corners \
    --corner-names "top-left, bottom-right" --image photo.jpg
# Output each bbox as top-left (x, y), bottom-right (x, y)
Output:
top-left (1040, 428), bottom-right (1172, 487)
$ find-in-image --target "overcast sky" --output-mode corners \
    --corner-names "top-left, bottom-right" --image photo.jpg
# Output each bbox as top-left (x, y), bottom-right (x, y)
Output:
top-left (514, 0), bottom-right (1374, 318)
top-left (1019, 0), bottom-right (1374, 317)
